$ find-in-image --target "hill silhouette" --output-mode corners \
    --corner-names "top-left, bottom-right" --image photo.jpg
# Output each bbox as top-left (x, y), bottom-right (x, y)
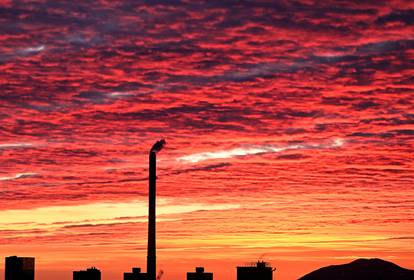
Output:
top-left (299, 258), bottom-right (414, 280)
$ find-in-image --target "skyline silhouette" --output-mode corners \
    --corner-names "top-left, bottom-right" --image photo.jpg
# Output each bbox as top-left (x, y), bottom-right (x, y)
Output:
top-left (1, 0), bottom-right (414, 280)
top-left (4, 256), bottom-right (414, 280)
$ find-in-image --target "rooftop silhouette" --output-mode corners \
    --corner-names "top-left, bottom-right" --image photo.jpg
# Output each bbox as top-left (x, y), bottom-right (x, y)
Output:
top-left (5, 256), bottom-right (35, 280)
top-left (237, 261), bottom-right (275, 280)
top-left (73, 267), bottom-right (101, 280)
top-left (186, 267), bottom-right (213, 280)
top-left (123, 267), bottom-right (148, 280)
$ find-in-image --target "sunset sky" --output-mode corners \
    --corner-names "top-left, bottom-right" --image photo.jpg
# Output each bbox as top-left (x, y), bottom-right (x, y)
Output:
top-left (1, 0), bottom-right (413, 279)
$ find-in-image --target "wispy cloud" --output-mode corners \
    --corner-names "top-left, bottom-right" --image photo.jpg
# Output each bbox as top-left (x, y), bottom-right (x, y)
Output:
top-left (108, 91), bottom-right (135, 97)
top-left (18, 45), bottom-right (46, 55)
top-left (0, 143), bottom-right (35, 150)
top-left (177, 138), bottom-right (345, 163)
top-left (0, 173), bottom-right (38, 181)
top-left (0, 45), bottom-right (46, 62)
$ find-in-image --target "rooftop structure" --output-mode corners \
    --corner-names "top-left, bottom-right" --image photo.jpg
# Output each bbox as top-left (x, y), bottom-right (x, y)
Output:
top-left (124, 267), bottom-right (147, 280)
top-left (187, 267), bottom-right (213, 280)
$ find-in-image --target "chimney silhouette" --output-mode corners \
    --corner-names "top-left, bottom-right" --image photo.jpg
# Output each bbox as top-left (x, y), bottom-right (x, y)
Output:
top-left (147, 139), bottom-right (166, 280)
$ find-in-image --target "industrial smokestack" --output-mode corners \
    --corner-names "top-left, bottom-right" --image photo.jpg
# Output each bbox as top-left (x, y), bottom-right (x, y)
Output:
top-left (150, 139), bottom-right (166, 154)
top-left (147, 139), bottom-right (165, 280)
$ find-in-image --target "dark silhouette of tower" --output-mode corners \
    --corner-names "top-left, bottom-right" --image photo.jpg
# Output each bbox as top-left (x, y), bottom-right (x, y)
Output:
top-left (147, 139), bottom-right (166, 280)
top-left (237, 261), bottom-right (275, 280)
top-left (5, 256), bottom-right (35, 280)
top-left (124, 267), bottom-right (147, 280)
top-left (187, 267), bottom-right (213, 280)
top-left (73, 267), bottom-right (101, 280)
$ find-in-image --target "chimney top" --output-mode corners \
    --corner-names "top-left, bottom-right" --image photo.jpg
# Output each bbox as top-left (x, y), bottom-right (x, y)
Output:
top-left (150, 139), bottom-right (166, 153)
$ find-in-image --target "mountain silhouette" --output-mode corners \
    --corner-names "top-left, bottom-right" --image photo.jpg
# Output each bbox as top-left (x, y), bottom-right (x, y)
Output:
top-left (299, 258), bottom-right (414, 280)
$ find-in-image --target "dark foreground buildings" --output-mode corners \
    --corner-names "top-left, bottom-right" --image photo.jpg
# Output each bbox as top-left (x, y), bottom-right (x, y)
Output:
top-left (237, 261), bottom-right (275, 280)
top-left (5, 256), bottom-right (35, 280)
top-left (187, 267), bottom-right (213, 280)
top-left (73, 267), bottom-right (101, 280)
top-left (123, 267), bottom-right (147, 280)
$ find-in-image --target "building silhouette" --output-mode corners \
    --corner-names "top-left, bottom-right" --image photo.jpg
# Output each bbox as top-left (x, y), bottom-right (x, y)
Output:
top-left (124, 267), bottom-right (147, 280)
top-left (5, 256), bottom-right (35, 280)
top-left (73, 267), bottom-right (101, 280)
top-left (187, 267), bottom-right (213, 280)
top-left (237, 261), bottom-right (275, 280)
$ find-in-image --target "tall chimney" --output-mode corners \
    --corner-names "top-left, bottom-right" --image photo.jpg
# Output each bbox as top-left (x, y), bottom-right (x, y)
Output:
top-left (147, 139), bottom-right (165, 280)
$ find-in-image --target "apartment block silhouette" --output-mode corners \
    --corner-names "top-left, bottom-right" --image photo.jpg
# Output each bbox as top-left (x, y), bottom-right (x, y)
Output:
top-left (237, 261), bottom-right (275, 280)
top-left (5, 256), bottom-right (35, 280)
